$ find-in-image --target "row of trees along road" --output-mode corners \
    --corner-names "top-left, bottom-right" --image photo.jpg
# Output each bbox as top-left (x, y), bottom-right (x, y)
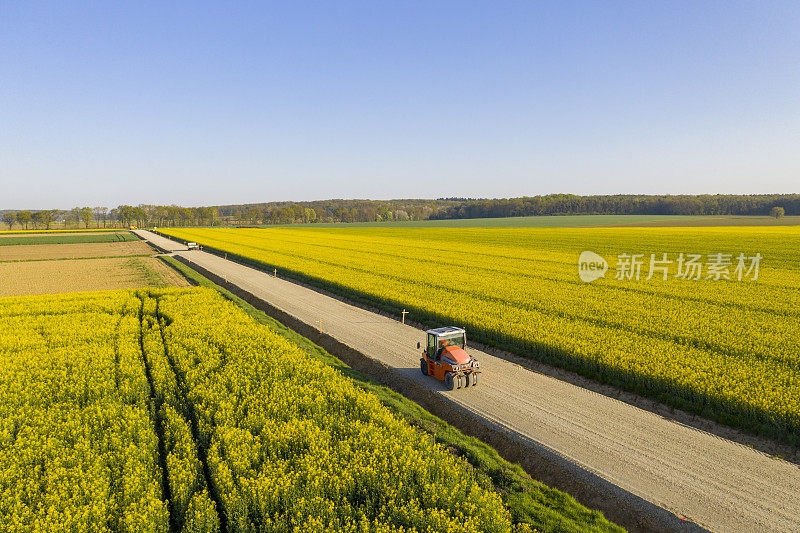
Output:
top-left (3, 208), bottom-right (110, 230)
top-left (1, 205), bottom-right (219, 230)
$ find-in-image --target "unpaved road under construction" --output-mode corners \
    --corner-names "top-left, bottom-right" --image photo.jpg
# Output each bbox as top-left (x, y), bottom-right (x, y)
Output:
top-left (137, 230), bottom-right (800, 533)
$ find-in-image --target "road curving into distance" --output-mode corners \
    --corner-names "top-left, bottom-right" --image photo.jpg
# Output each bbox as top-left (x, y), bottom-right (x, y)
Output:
top-left (137, 230), bottom-right (800, 533)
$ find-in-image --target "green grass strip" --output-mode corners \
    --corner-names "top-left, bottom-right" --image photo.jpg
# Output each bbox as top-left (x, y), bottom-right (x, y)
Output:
top-left (0, 228), bottom-right (124, 235)
top-left (0, 232), bottom-right (139, 246)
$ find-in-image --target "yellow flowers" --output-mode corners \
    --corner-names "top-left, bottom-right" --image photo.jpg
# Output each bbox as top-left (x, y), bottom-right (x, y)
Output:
top-left (1, 287), bottom-right (512, 531)
top-left (0, 290), bottom-right (168, 533)
top-left (162, 226), bottom-right (800, 443)
top-left (158, 288), bottom-right (511, 532)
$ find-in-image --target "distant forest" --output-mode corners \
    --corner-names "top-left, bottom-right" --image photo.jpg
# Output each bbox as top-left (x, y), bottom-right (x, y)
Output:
top-left (216, 194), bottom-right (798, 224)
top-left (428, 194), bottom-right (800, 220)
top-left (3, 194), bottom-right (797, 229)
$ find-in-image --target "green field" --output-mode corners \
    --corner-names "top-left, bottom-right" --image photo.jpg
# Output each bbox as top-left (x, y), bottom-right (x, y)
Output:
top-left (268, 214), bottom-right (699, 228)
top-left (0, 228), bottom-right (124, 234)
top-left (0, 232), bottom-right (138, 246)
top-left (233, 214), bottom-right (799, 229)
top-left (162, 225), bottom-right (800, 446)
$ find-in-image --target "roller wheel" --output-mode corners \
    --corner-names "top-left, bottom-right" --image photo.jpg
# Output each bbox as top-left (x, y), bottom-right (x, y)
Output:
top-left (463, 372), bottom-right (473, 387)
top-left (445, 372), bottom-right (455, 390)
top-left (420, 359), bottom-right (428, 376)
top-left (472, 373), bottom-right (479, 387)
top-left (456, 374), bottom-right (463, 389)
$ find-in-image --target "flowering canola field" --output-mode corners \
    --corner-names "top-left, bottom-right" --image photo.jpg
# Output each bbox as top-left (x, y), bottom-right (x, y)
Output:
top-left (0, 288), bottom-right (512, 532)
top-left (162, 226), bottom-right (800, 444)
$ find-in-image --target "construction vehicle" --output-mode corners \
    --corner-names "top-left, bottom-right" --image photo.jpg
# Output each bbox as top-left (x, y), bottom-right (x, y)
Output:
top-left (418, 327), bottom-right (481, 390)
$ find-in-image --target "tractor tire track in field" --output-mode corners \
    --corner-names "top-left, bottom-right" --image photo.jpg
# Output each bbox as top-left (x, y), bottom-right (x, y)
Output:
top-left (135, 294), bottom-right (177, 532)
top-left (138, 231), bottom-right (800, 533)
top-left (154, 296), bottom-right (229, 533)
top-left (137, 292), bottom-right (227, 532)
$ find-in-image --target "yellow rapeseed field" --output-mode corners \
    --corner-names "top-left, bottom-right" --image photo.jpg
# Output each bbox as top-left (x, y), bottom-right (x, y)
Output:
top-left (162, 226), bottom-right (800, 444)
top-left (0, 288), bottom-right (512, 532)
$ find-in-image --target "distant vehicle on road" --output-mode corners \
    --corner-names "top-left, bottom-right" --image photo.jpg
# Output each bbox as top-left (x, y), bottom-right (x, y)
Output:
top-left (186, 242), bottom-right (199, 250)
top-left (419, 327), bottom-right (480, 390)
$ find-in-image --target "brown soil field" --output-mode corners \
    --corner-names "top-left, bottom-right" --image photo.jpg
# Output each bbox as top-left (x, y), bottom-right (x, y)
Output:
top-left (0, 241), bottom-right (154, 261)
top-left (0, 256), bottom-right (190, 297)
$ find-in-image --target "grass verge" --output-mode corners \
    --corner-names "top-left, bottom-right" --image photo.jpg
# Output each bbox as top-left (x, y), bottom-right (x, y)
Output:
top-left (161, 255), bottom-right (624, 533)
top-left (127, 257), bottom-right (171, 287)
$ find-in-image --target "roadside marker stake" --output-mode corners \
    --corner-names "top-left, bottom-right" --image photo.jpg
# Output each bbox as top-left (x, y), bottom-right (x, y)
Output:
top-left (274, 268), bottom-right (277, 277)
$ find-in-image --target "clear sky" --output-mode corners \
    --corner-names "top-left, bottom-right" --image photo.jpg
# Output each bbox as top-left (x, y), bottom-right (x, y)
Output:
top-left (2, 1), bottom-right (798, 209)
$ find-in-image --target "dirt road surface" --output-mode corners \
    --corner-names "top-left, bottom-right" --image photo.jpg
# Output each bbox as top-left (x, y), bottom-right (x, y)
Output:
top-left (137, 230), bottom-right (800, 532)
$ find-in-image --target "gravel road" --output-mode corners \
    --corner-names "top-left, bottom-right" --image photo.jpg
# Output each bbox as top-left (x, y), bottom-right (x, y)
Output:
top-left (138, 230), bottom-right (800, 532)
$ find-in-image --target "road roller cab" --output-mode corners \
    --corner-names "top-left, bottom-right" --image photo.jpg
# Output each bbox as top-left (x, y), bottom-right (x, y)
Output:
top-left (418, 327), bottom-right (481, 390)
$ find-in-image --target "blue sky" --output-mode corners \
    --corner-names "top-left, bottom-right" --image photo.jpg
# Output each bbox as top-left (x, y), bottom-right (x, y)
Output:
top-left (2, 1), bottom-right (798, 209)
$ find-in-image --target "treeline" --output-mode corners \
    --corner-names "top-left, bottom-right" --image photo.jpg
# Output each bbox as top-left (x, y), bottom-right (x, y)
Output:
top-left (215, 198), bottom-right (457, 224)
top-left (430, 194), bottom-right (799, 220)
top-left (1, 205), bottom-right (220, 230)
top-left (3, 194), bottom-right (796, 230)
top-left (215, 194), bottom-right (798, 224)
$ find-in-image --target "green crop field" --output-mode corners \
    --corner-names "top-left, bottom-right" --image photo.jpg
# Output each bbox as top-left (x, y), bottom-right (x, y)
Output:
top-left (253, 214), bottom-right (800, 229)
top-left (162, 226), bottom-right (800, 446)
top-left (0, 228), bottom-right (124, 234)
top-left (0, 232), bottom-right (139, 246)
top-left (267, 215), bottom-right (701, 228)
top-left (0, 287), bottom-right (621, 532)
